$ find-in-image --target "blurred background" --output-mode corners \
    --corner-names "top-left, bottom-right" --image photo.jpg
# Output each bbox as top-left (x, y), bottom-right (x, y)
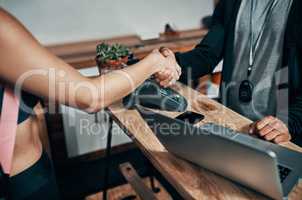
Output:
top-left (2, 0), bottom-right (213, 44)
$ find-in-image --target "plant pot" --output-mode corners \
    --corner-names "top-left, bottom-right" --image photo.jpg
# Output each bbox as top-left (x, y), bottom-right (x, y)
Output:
top-left (96, 56), bottom-right (129, 74)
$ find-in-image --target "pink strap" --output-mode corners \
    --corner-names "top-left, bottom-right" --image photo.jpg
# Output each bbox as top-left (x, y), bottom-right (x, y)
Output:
top-left (0, 87), bottom-right (20, 174)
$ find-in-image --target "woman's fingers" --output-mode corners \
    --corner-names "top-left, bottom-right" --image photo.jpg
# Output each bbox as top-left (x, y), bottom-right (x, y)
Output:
top-left (160, 75), bottom-right (173, 87)
top-left (152, 48), bottom-right (160, 54)
top-left (176, 63), bottom-right (182, 77)
top-left (155, 69), bottom-right (169, 79)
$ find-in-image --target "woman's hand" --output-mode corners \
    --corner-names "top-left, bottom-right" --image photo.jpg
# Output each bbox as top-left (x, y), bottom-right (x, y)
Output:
top-left (143, 49), bottom-right (170, 73)
top-left (142, 48), bottom-right (181, 88)
top-left (155, 47), bottom-right (181, 87)
top-left (249, 116), bottom-right (292, 144)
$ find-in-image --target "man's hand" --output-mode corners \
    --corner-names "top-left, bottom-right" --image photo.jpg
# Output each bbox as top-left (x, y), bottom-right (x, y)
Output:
top-left (155, 47), bottom-right (181, 87)
top-left (249, 116), bottom-right (291, 144)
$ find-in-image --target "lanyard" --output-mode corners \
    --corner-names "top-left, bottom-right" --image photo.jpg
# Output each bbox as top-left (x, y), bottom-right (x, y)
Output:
top-left (248, 0), bottom-right (254, 77)
top-left (247, 0), bottom-right (276, 78)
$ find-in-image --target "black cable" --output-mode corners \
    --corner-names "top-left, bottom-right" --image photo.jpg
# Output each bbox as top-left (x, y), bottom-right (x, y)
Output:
top-left (102, 111), bottom-right (113, 200)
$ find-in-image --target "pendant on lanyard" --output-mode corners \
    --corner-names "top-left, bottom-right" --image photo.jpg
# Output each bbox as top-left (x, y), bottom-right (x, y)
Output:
top-left (239, 0), bottom-right (255, 103)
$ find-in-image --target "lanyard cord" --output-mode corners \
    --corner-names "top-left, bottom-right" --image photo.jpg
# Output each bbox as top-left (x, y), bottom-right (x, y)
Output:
top-left (247, 0), bottom-right (277, 78)
top-left (248, 0), bottom-right (254, 78)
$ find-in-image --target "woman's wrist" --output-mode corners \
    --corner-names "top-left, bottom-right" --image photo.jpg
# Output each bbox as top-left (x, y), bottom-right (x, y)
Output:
top-left (141, 53), bottom-right (162, 74)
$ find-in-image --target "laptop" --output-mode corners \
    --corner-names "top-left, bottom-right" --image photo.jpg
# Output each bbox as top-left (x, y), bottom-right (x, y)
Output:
top-left (137, 106), bottom-right (302, 200)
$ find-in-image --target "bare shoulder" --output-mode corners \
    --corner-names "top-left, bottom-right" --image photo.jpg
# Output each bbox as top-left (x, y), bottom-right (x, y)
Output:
top-left (0, 7), bottom-right (20, 34)
top-left (0, 7), bottom-right (37, 46)
top-left (0, 7), bottom-right (14, 22)
top-left (0, 7), bottom-right (31, 31)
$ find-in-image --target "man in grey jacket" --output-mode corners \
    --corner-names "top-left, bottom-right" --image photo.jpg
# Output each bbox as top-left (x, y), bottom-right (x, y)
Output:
top-left (156, 0), bottom-right (302, 146)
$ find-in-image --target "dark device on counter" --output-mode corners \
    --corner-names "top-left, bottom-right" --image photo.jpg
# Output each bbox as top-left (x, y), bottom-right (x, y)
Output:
top-left (176, 111), bottom-right (205, 124)
top-left (123, 80), bottom-right (188, 112)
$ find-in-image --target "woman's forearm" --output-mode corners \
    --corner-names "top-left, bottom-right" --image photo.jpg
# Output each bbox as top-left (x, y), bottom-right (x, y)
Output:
top-left (0, 8), bottom-right (163, 112)
top-left (89, 58), bottom-right (158, 112)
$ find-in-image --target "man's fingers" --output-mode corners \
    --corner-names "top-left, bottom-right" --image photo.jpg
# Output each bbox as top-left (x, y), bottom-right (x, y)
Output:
top-left (162, 50), bottom-right (170, 57)
top-left (250, 116), bottom-right (291, 144)
top-left (256, 116), bottom-right (276, 130)
top-left (258, 124), bottom-right (275, 136)
top-left (159, 47), bottom-right (172, 57)
top-left (274, 134), bottom-right (291, 144)
top-left (268, 120), bottom-right (284, 130)
top-left (264, 130), bottom-right (281, 141)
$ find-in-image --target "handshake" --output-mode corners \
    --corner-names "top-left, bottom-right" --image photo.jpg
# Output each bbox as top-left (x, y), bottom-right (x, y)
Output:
top-left (146, 47), bottom-right (182, 87)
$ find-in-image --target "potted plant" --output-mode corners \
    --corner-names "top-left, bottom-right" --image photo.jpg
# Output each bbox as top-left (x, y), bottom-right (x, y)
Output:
top-left (96, 43), bottom-right (130, 72)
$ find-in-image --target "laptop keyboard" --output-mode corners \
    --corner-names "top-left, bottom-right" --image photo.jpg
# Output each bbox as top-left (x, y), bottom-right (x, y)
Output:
top-left (278, 165), bottom-right (291, 183)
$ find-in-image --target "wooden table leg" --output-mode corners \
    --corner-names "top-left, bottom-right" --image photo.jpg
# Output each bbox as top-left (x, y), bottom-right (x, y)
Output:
top-left (120, 162), bottom-right (158, 200)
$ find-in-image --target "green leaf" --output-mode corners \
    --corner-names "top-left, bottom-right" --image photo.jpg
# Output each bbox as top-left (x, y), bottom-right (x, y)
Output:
top-left (96, 42), bottom-right (130, 62)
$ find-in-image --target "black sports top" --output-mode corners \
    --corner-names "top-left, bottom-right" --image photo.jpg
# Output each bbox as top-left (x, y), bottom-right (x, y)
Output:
top-left (0, 86), bottom-right (40, 124)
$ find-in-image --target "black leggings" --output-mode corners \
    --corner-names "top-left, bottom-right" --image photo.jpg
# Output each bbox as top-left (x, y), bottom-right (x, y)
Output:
top-left (8, 152), bottom-right (60, 200)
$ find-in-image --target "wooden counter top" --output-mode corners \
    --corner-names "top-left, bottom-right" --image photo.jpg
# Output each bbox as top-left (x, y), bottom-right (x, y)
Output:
top-left (108, 82), bottom-right (302, 200)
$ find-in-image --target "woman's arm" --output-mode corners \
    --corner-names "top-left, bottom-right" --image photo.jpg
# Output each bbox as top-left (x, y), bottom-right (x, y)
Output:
top-left (0, 8), bottom-right (166, 113)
